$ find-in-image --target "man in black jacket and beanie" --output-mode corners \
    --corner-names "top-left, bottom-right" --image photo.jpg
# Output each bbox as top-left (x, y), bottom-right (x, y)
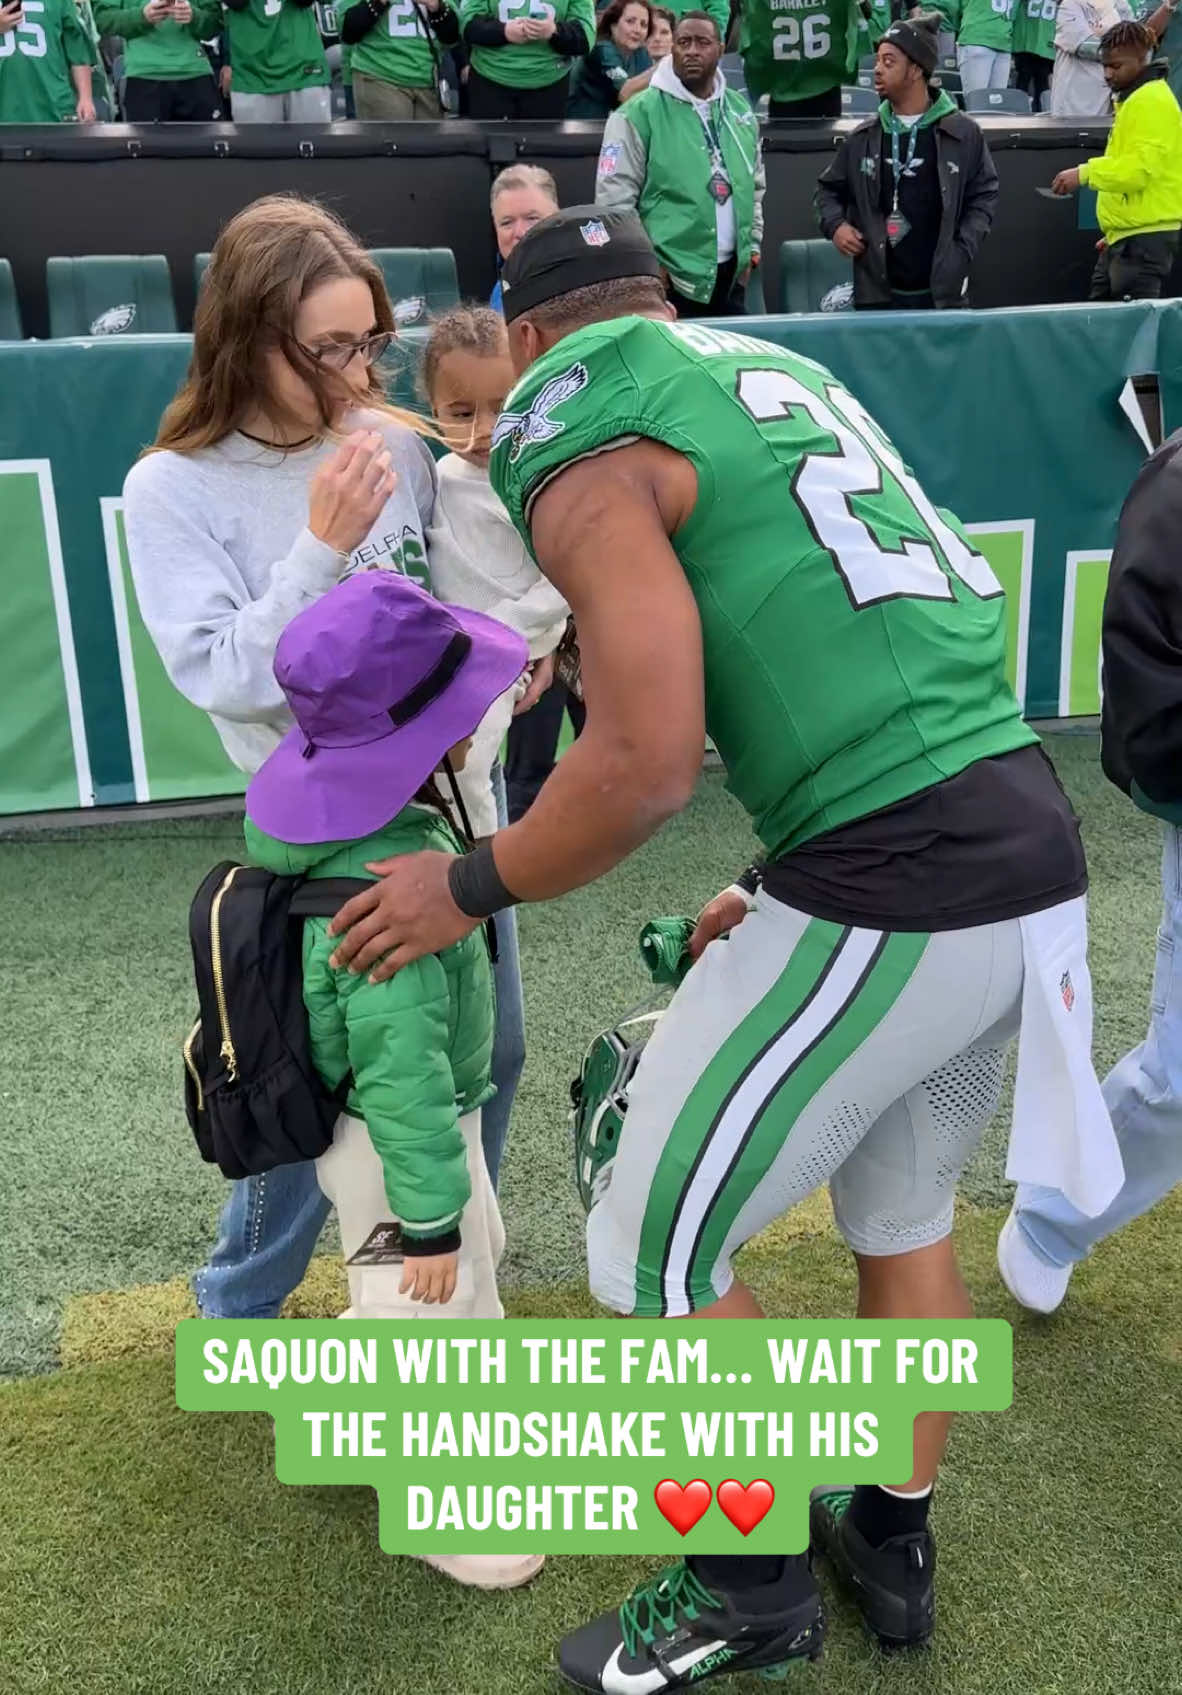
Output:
top-left (816, 14), bottom-right (999, 309)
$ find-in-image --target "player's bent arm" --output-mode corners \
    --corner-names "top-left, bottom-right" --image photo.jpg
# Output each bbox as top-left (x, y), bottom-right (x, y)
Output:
top-left (491, 443), bottom-right (705, 904)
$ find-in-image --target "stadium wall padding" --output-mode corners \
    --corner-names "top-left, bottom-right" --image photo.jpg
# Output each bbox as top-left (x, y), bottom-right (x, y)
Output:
top-left (2, 300), bottom-right (1181, 816)
top-left (4, 118), bottom-right (1172, 340)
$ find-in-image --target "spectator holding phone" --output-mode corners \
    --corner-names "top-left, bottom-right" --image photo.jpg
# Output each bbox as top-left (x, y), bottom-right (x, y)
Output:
top-left (340, 0), bottom-right (460, 118)
top-left (460, 0), bottom-right (594, 119)
top-left (219, 0), bottom-right (331, 119)
top-left (0, 0), bottom-right (95, 120)
top-left (93, 0), bottom-right (224, 119)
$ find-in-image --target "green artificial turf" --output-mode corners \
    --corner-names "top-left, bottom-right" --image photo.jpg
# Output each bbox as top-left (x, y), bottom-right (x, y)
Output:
top-left (1, 1198), bottom-right (1179, 1695)
top-left (1, 730), bottom-right (1180, 1694)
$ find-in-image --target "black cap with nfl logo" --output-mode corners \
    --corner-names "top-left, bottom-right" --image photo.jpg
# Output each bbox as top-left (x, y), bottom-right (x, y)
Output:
top-left (499, 205), bottom-right (663, 324)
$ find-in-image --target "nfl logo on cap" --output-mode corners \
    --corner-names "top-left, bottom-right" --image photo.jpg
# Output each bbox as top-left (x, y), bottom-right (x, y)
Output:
top-left (580, 219), bottom-right (611, 248)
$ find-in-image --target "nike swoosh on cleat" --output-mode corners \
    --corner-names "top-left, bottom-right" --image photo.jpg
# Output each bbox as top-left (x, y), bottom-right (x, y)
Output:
top-left (601, 1639), bottom-right (731, 1694)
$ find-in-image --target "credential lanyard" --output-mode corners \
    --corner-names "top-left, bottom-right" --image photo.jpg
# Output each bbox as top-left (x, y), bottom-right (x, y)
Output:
top-left (888, 117), bottom-right (920, 215)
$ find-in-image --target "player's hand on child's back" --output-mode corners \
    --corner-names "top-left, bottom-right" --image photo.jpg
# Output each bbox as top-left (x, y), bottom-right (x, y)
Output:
top-left (308, 430), bottom-right (396, 558)
top-left (401, 1252), bottom-right (459, 1305)
top-left (688, 887), bottom-right (751, 961)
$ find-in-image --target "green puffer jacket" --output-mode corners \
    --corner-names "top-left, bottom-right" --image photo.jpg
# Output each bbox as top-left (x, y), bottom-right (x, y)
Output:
top-left (244, 804), bottom-right (495, 1246)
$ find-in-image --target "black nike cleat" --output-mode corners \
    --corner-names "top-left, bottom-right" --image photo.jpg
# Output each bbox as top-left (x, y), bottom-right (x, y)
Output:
top-left (809, 1488), bottom-right (934, 1648)
top-left (558, 1559), bottom-right (824, 1693)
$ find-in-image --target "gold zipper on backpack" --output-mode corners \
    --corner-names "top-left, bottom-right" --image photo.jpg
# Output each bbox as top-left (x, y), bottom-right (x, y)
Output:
top-left (210, 866), bottom-right (241, 1084)
top-left (183, 1018), bottom-right (204, 1112)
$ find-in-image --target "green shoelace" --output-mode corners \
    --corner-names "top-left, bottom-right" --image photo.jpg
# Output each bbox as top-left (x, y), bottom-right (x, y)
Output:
top-left (618, 1562), bottom-right (721, 1659)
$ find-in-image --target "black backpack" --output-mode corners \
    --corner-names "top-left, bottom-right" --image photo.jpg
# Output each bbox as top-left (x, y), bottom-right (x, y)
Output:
top-left (183, 863), bottom-right (374, 1180)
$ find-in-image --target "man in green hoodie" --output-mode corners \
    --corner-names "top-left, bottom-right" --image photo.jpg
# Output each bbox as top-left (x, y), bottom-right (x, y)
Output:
top-left (594, 11), bottom-right (765, 316)
top-left (1050, 18), bottom-right (1182, 299)
top-left (816, 14), bottom-right (998, 308)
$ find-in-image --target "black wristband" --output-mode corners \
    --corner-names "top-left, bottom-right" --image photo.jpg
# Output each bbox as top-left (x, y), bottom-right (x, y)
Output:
top-left (448, 839), bottom-right (520, 919)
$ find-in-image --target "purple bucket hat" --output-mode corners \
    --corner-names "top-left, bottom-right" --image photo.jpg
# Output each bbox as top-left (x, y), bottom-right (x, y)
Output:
top-left (246, 571), bottom-right (528, 845)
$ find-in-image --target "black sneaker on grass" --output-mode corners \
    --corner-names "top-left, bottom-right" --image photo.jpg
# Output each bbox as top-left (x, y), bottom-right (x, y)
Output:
top-left (808, 1488), bottom-right (934, 1648)
top-left (558, 1559), bottom-right (824, 1692)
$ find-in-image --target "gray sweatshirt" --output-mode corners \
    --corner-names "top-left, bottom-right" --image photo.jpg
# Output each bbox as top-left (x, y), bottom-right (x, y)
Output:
top-left (123, 412), bottom-right (436, 775)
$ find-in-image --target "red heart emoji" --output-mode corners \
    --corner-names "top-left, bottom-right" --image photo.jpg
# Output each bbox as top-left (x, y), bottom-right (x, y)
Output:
top-left (654, 1478), bottom-right (712, 1536)
top-left (717, 1478), bottom-right (775, 1536)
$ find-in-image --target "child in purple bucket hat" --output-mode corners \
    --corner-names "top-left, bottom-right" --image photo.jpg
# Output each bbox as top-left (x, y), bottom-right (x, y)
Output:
top-left (246, 570), bottom-right (541, 1590)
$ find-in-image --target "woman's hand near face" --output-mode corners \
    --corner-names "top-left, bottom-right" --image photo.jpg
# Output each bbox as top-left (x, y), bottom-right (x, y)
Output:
top-left (307, 430), bottom-right (397, 558)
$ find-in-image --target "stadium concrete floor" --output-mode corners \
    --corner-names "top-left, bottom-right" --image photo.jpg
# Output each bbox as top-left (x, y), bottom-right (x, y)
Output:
top-left (1, 730), bottom-right (1179, 1695)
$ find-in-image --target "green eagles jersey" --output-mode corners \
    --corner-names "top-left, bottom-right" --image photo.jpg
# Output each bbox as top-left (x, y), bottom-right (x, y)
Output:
top-left (460, 0), bottom-right (595, 88)
top-left (1010, 0), bottom-right (1054, 57)
top-left (350, 0), bottom-right (443, 86)
top-left (741, 0), bottom-right (860, 103)
top-left (957, 0), bottom-right (1014, 51)
top-left (658, 0), bottom-right (729, 32)
top-left (0, 0), bottom-right (91, 121)
top-left (224, 0), bottom-right (328, 95)
top-left (490, 317), bottom-right (1034, 859)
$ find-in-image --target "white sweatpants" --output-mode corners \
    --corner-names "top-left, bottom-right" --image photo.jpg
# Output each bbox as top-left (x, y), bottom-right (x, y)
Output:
top-left (315, 1110), bottom-right (504, 1320)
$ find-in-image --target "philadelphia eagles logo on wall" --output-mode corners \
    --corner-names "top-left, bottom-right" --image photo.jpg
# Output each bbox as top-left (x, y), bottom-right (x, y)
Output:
top-left (491, 363), bottom-right (589, 463)
top-left (89, 304), bottom-right (137, 335)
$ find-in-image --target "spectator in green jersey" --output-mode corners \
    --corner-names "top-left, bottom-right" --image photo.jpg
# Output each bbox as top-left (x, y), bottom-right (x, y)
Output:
top-left (742, 0), bottom-right (872, 121)
top-left (221, 0), bottom-right (331, 119)
top-left (920, 0), bottom-right (958, 62)
top-left (340, 0), bottom-right (459, 117)
top-left (568, 0), bottom-right (651, 116)
top-left (460, 0), bottom-right (594, 118)
top-left (73, 0), bottom-right (118, 115)
top-left (1011, 0), bottom-right (1054, 105)
top-left (0, 0), bottom-right (95, 120)
top-left (956, 0), bottom-right (1015, 92)
top-left (94, 0), bottom-right (223, 118)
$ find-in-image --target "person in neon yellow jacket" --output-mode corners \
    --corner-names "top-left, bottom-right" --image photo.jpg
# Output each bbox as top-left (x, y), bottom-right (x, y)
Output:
top-left (1050, 18), bottom-right (1182, 298)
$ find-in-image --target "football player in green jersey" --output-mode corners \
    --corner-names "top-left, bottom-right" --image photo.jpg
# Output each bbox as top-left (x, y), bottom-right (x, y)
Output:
top-left (741, 0), bottom-right (867, 118)
top-left (328, 207), bottom-right (1106, 1690)
top-left (0, 0), bottom-right (94, 120)
top-left (221, 0), bottom-right (331, 120)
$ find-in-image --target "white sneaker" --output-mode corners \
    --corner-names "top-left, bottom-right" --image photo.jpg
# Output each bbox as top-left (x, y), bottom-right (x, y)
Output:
top-left (997, 1210), bottom-right (1073, 1314)
top-left (421, 1553), bottom-right (545, 1590)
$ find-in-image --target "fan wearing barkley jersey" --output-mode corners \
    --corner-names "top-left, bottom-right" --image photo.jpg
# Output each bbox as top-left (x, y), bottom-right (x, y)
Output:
top-left (327, 207), bottom-right (1102, 1695)
top-left (221, 0), bottom-right (330, 116)
top-left (741, 0), bottom-right (864, 117)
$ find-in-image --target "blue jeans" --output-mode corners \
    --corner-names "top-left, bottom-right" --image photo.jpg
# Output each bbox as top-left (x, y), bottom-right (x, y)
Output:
top-left (1015, 823), bottom-right (1182, 1267)
top-left (194, 766), bottom-right (526, 1318)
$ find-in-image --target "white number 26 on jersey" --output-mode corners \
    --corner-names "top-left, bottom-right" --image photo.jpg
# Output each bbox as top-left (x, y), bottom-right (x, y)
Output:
top-left (735, 367), bottom-right (1002, 609)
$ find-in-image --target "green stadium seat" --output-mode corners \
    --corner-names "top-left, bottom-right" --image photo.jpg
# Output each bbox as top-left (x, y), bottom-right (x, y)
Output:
top-left (963, 86), bottom-right (1032, 113)
top-left (194, 252), bottom-right (211, 294)
top-left (367, 248), bottom-right (460, 326)
top-left (0, 259), bottom-right (22, 339)
top-left (778, 239), bottom-right (853, 314)
top-left (841, 85), bottom-right (878, 114)
top-left (46, 255), bottom-right (177, 338)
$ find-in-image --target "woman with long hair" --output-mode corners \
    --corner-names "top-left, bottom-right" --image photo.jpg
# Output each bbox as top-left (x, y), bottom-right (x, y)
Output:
top-left (567, 0), bottom-right (652, 117)
top-left (126, 192), bottom-right (436, 777)
top-left (121, 195), bottom-right (447, 1337)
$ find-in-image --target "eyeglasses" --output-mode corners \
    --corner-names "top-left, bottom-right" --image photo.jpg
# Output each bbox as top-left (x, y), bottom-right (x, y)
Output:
top-left (294, 330), bottom-right (395, 372)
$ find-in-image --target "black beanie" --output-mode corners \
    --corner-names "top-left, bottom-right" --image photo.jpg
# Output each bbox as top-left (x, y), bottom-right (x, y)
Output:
top-left (880, 15), bottom-right (940, 76)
